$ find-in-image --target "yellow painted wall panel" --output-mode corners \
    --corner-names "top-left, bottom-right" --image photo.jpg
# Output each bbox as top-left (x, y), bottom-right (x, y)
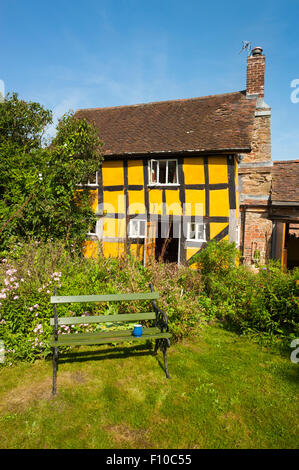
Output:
top-left (130, 243), bottom-right (144, 261)
top-left (184, 189), bottom-right (205, 216)
top-left (102, 161), bottom-right (124, 186)
top-left (149, 189), bottom-right (163, 215)
top-left (89, 189), bottom-right (98, 213)
top-left (103, 190), bottom-right (125, 214)
top-left (102, 218), bottom-right (126, 238)
top-left (82, 240), bottom-right (98, 259)
top-left (208, 156), bottom-right (228, 184)
top-left (186, 247), bottom-right (199, 260)
top-left (165, 190), bottom-right (182, 216)
top-left (209, 189), bottom-right (229, 217)
top-left (128, 160), bottom-right (144, 185)
top-left (102, 242), bottom-right (125, 258)
top-left (210, 223), bottom-right (229, 240)
top-left (128, 190), bottom-right (145, 214)
top-left (183, 157), bottom-right (205, 184)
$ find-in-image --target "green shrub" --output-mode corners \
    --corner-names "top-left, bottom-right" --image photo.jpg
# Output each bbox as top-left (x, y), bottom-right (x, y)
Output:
top-left (195, 240), bottom-right (299, 344)
top-left (0, 242), bottom-right (208, 363)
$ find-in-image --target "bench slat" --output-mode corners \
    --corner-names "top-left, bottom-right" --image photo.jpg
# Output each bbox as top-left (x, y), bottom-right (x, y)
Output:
top-left (50, 292), bottom-right (159, 304)
top-left (50, 331), bottom-right (171, 347)
top-left (54, 326), bottom-right (161, 341)
top-left (51, 327), bottom-right (161, 344)
top-left (50, 312), bottom-right (156, 326)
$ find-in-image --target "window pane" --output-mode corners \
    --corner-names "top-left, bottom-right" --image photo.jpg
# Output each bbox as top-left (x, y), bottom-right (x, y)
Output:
top-left (159, 161), bottom-right (167, 184)
top-left (139, 220), bottom-right (145, 237)
top-left (88, 172), bottom-right (98, 185)
top-left (151, 161), bottom-right (158, 183)
top-left (189, 223), bottom-right (196, 239)
top-left (197, 224), bottom-right (205, 240)
top-left (130, 220), bottom-right (138, 237)
top-left (168, 161), bottom-right (177, 184)
top-left (89, 221), bottom-right (97, 234)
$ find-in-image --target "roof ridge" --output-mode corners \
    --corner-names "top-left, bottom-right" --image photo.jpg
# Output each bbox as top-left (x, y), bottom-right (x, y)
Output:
top-left (75, 90), bottom-right (247, 114)
top-left (274, 159), bottom-right (299, 164)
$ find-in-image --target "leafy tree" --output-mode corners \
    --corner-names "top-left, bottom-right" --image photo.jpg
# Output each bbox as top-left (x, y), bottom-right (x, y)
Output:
top-left (0, 93), bottom-right (103, 253)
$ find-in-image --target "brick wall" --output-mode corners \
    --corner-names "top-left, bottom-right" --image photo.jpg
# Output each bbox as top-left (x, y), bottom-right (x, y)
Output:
top-left (241, 208), bottom-right (272, 265)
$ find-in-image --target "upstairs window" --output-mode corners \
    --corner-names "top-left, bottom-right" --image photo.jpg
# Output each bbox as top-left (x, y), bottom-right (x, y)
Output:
top-left (128, 219), bottom-right (146, 238)
top-left (78, 172), bottom-right (99, 187)
top-left (187, 222), bottom-right (206, 242)
top-left (149, 159), bottom-right (178, 185)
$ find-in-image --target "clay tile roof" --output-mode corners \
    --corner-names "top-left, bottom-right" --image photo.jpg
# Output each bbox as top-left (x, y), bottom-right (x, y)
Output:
top-left (74, 91), bottom-right (257, 157)
top-left (271, 160), bottom-right (299, 204)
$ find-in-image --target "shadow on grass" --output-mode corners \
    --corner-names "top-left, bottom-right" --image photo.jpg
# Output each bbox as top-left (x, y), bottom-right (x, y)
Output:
top-left (46, 342), bottom-right (169, 377)
top-left (54, 342), bottom-right (156, 365)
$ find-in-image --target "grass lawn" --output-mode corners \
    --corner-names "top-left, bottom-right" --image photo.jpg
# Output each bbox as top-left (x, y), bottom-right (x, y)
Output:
top-left (0, 324), bottom-right (298, 449)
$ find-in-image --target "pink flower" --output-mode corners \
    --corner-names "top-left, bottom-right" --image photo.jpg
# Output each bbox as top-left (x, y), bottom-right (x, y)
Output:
top-left (29, 307), bottom-right (34, 311)
top-left (6, 269), bottom-right (17, 276)
top-left (34, 304), bottom-right (39, 309)
top-left (46, 290), bottom-right (51, 294)
top-left (13, 295), bottom-right (19, 300)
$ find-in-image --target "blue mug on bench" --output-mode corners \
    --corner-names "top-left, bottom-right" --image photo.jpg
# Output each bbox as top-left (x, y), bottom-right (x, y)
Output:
top-left (133, 324), bottom-right (143, 337)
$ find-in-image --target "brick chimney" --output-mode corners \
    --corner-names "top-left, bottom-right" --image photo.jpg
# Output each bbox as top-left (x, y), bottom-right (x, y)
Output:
top-left (246, 46), bottom-right (265, 98)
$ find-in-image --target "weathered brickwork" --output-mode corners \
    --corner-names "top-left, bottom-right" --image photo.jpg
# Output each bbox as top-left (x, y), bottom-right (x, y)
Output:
top-left (246, 53), bottom-right (265, 98)
top-left (241, 209), bottom-right (272, 265)
top-left (238, 48), bottom-right (273, 266)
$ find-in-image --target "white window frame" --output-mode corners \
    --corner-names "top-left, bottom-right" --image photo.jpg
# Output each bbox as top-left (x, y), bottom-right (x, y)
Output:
top-left (128, 219), bottom-right (146, 238)
top-left (186, 222), bottom-right (206, 242)
top-left (77, 171), bottom-right (99, 188)
top-left (236, 224), bottom-right (241, 247)
top-left (87, 219), bottom-right (99, 237)
top-left (148, 159), bottom-right (179, 186)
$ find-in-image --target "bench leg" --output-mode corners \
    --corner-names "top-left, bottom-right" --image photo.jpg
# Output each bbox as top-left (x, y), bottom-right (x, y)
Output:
top-left (52, 347), bottom-right (58, 395)
top-left (162, 340), bottom-right (170, 379)
top-left (154, 339), bottom-right (160, 355)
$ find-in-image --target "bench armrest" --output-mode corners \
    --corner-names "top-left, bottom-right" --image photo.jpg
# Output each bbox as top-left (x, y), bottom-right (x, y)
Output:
top-left (149, 283), bottom-right (169, 332)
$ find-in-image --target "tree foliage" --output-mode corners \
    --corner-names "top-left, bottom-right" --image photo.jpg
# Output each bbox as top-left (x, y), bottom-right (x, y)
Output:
top-left (0, 93), bottom-right (103, 253)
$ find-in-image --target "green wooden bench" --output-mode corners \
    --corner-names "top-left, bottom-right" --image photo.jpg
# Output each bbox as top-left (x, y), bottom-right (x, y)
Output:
top-left (50, 284), bottom-right (171, 394)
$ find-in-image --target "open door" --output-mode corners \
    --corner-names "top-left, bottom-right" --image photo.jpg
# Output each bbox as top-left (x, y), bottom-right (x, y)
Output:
top-left (143, 221), bottom-right (157, 265)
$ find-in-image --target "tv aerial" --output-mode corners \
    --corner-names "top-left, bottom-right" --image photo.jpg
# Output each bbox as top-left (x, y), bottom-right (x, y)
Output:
top-left (239, 41), bottom-right (252, 55)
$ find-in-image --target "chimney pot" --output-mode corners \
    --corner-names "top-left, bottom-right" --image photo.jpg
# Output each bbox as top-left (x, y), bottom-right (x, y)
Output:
top-left (251, 46), bottom-right (263, 56)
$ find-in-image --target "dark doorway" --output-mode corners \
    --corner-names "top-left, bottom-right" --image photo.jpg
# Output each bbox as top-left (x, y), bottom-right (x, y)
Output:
top-left (286, 223), bottom-right (299, 269)
top-left (155, 216), bottom-right (179, 263)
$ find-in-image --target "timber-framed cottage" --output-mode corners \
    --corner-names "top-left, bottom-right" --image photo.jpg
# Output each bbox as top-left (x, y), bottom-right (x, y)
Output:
top-left (75, 46), bottom-right (279, 267)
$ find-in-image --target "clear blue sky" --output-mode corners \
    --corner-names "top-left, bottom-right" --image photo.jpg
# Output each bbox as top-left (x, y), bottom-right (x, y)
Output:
top-left (1, 0), bottom-right (299, 160)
